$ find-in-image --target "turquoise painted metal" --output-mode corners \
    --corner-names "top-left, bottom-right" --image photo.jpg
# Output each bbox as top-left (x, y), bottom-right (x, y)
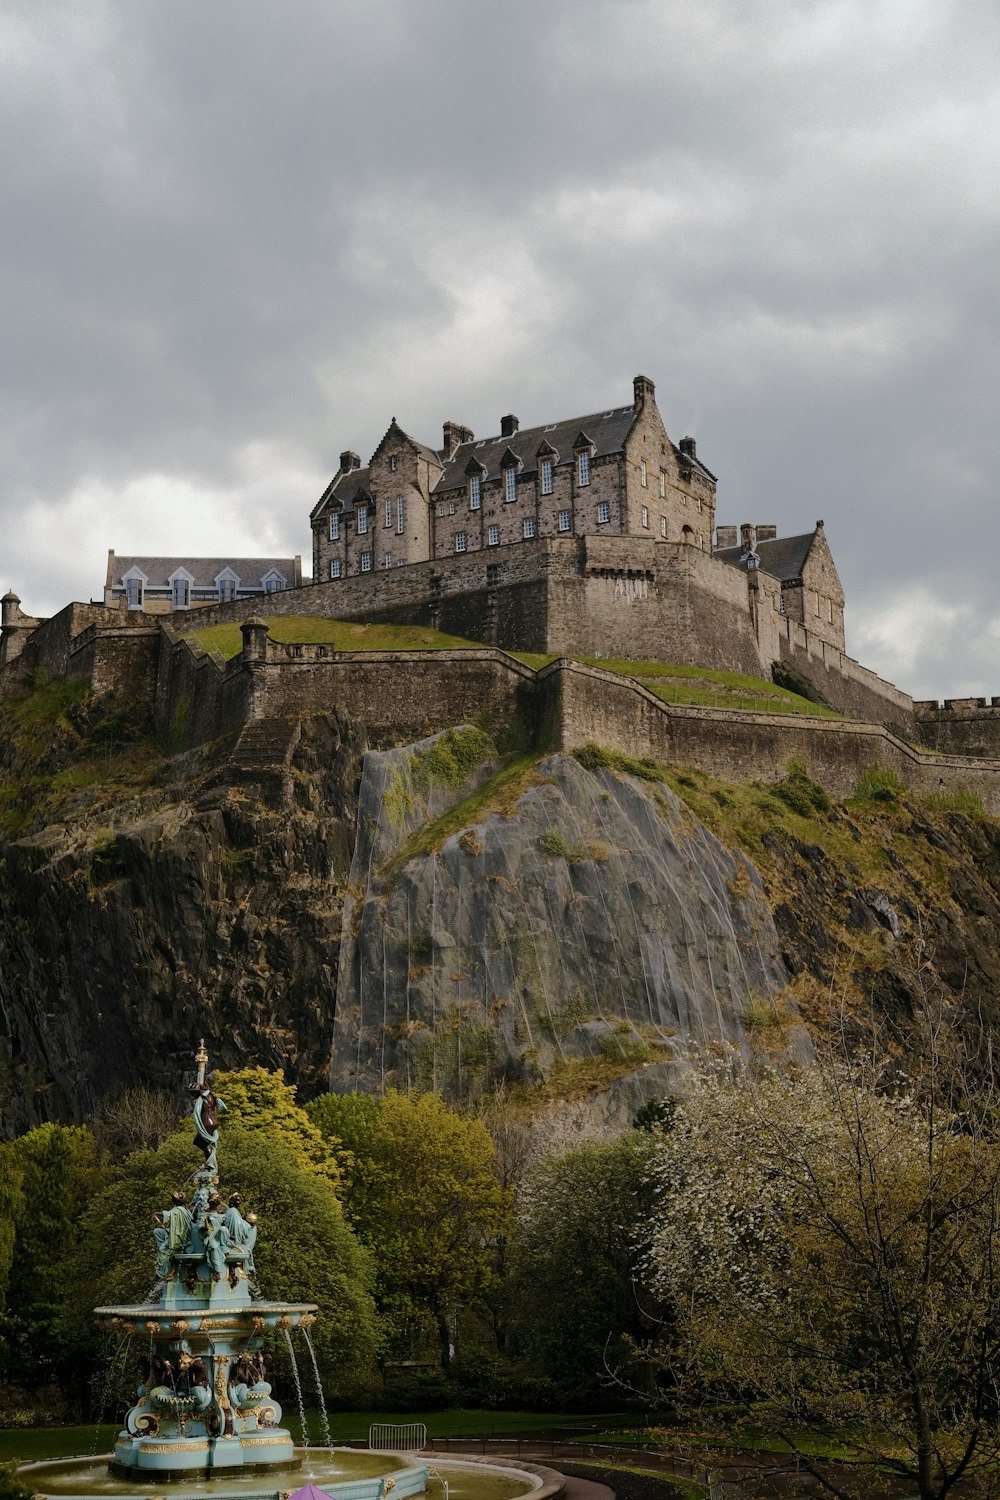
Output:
top-left (93, 1041), bottom-right (321, 1479)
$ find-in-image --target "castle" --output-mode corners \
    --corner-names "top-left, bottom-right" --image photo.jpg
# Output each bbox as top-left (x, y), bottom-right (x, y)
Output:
top-left (1, 371), bottom-right (998, 792)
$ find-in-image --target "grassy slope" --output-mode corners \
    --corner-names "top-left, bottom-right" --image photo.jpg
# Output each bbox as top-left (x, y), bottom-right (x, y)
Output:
top-left (185, 616), bottom-right (833, 717)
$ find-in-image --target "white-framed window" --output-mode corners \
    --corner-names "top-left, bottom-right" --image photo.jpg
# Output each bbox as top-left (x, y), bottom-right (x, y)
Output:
top-left (449, 499), bottom-right (456, 514)
top-left (384, 552), bottom-right (393, 568)
top-left (578, 450), bottom-right (590, 486)
top-left (504, 466), bottom-right (517, 502)
top-left (523, 517), bottom-right (535, 539)
top-left (659, 470), bottom-right (666, 498)
top-left (397, 556), bottom-right (405, 567)
top-left (388, 455), bottom-right (397, 472)
top-left (329, 512), bottom-right (340, 540)
top-left (640, 460), bottom-right (647, 487)
top-left (660, 516), bottom-right (667, 538)
top-left (171, 577), bottom-right (190, 609)
top-left (540, 458), bottom-right (553, 495)
top-left (218, 577), bottom-right (237, 603)
top-left (357, 506), bottom-right (369, 534)
top-left (360, 550), bottom-right (373, 572)
top-left (557, 510), bottom-right (571, 533)
top-left (263, 574), bottom-right (283, 593)
top-left (597, 500), bottom-right (610, 524)
top-left (642, 505), bottom-right (649, 528)
top-left (396, 495), bottom-right (405, 533)
top-left (385, 497), bottom-right (393, 528)
top-left (778, 593), bottom-right (786, 615)
top-left (437, 504), bottom-right (445, 518)
top-left (125, 577), bottom-right (144, 609)
top-left (488, 524), bottom-right (500, 546)
top-left (330, 559), bottom-right (342, 579)
top-left (470, 474), bottom-right (482, 509)
top-left (455, 531), bottom-right (468, 553)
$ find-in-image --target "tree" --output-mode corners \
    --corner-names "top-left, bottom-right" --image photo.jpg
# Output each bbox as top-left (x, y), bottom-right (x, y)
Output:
top-left (67, 1124), bottom-right (377, 1399)
top-left (507, 1131), bottom-right (662, 1399)
top-left (0, 1123), bottom-right (105, 1394)
top-left (213, 1067), bottom-right (342, 1187)
top-left (311, 1089), bottom-right (509, 1369)
top-left (643, 1036), bottom-right (1000, 1500)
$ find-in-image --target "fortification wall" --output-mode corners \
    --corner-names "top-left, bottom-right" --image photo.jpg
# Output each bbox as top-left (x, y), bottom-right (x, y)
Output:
top-left (153, 626), bottom-right (252, 751)
top-left (914, 699), bottom-right (1000, 759)
top-left (547, 660), bottom-right (1000, 814)
top-left (67, 623), bottom-right (161, 704)
top-left (0, 602), bottom-right (133, 697)
top-left (776, 619), bottom-right (914, 735)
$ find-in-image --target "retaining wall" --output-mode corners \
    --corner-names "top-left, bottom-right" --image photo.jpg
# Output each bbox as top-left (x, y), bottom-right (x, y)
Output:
top-left (914, 699), bottom-right (1000, 759)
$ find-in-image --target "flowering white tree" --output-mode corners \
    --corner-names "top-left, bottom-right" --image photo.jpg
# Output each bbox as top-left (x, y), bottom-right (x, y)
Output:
top-left (643, 1036), bottom-right (1000, 1500)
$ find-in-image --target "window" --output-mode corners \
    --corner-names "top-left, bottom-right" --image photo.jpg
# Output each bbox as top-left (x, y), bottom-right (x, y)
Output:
top-left (455, 532), bottom-right (468, 553)
top-left (504, 466), bottom-right (517, 502)
top-left (384, 552), bottom-right (393, 568)
top-left (641, 505), bottom-right (649, 529)
top-left (360, 550), bottom-right (373, 572)
top-left (437, 504), bottom-right (445, 518)
top-left (641, 460), bottom-right (647, 487)
top-left (357, 506), bottom-right (368, 535)
top-left (218, 577), bottom-right (237, 603)
top-left (557, 510), bottom-right (571, 533)
top-left (397, 556), bottom-right (405, 566)
top-left (659, 470), bottom-right (666, 498)
top-left (660, 516), bottom-right (667, 538)
top-left (330, 559), bottom-right (341, 579)
top-left (385, 497), bottom-right (393, 528)
top-left (263, 574), bottom-right (282, 593)
top-left (470, 474), bottom-right (482, 509)
top-left (388, 455), bottom-right (397, 472)
top-left (578, 450), bottom-right (590, 486)
top-left (171, 577), bottom-right (190, 609)
top-left (597, 501), bottom-right (610, 524)
top-left (540, 458), bottom-right (553, 495)
top-left (488, 525), bottom-right (500, 546)
top-left (125, 577), bottom-right (143, 609)
top-left (329, 513), bottom-right (340, 541)
top-left (396, 495), bottom-right (405, 533)
top-left (523, 517), bottom-right (535, 539)
top-left (449, 500), bottom-right (456, 515)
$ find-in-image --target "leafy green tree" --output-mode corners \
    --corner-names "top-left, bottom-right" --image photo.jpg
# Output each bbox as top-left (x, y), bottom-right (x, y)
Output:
top-left (644, 1048), bottom-right (1000, 1500)
top-left (0, 1123), bottom-right (105, 1393)
top-left (213, 1068), bottom-right (342, 1186)
top-left (67, 1124), bottom-right (377, 1398)
top-left (311, 1089), bottom-right (509, 1369)
top-left (506, 1132), bottom-right (661, 1398)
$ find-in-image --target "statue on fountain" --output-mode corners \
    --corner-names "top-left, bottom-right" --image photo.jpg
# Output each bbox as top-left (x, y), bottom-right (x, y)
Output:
top-left (94, 1039), bottom-right (319, 1479)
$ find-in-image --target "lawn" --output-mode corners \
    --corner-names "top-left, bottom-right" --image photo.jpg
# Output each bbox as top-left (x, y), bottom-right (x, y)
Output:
top-left (182, 617), bottom-right (486, 660)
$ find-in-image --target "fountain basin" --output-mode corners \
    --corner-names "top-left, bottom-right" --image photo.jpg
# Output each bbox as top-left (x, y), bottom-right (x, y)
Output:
top-left (94, 1302), bottom-right (319, 1333)
top-left (21, 1450), bottom-right (541, 1500)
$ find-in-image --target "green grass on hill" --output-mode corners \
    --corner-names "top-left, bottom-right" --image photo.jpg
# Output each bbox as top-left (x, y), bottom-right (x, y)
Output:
top-left (512, 653), bottom-right (840, 718)
top-left (185, 616), bottom-right (836, 719)
top-left (183, 617), bottom-right (485, 660)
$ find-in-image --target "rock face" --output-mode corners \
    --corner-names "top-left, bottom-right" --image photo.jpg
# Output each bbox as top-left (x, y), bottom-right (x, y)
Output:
top-left (330, 738), bottom-right (810, 1117)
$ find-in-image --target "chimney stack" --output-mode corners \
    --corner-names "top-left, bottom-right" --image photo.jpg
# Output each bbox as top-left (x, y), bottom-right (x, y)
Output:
top-left (442, 421), bottom-right (474, 460)
top-left (633, 374), bottom-right (655, 412)
top-left (679, 435), bottom-right (696, 458)
top-left (500, 414), bottom-right (519, 438)
top-left (715, 526), bottom-right (737, 549)
top-left (756, 525), bottom-right (777, 542)
top-left (740, 523), bottom-right (757, 555)
top-left (340, 451), bottom-right (361, 473)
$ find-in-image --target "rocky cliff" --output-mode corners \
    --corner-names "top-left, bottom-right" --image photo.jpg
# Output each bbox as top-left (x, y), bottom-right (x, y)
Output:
top-left (3, 682), bottom-right (1000, 1135)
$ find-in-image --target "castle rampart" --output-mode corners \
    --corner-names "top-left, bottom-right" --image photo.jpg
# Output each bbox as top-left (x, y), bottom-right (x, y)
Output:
top-left (913, 699), bottom-right (1000, 760)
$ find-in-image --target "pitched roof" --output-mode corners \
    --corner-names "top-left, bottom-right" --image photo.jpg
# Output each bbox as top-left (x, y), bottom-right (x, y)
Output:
top-left (715, 531), bottom-right (816, 582)
top-left (108, 556), bottom-right (298, 590)
top-left (310, 467), bottom-right (371, 520)
top-left (433, 404), bottom-right (639, 491)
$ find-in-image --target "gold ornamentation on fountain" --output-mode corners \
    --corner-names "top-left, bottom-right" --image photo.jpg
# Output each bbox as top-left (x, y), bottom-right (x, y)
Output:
top-left (251, 1315), bottom-right (266, 1332)
top-left (299, 1313), bottom-right (317, 1328)
top-left (276, 1314), bottom-right (293, 1329)
top-left (171, 1320), bottom-right (190, 1334)
top-left (144, 1321), bottom-right (158, 1334)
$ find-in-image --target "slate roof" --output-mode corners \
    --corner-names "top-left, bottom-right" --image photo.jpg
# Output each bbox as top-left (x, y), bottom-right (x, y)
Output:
top-left (108, 556), bottom-right (299, 590)
top-left (310, 466), bottom-right (372, 520)
top-left (715, 531), bottom-right (816, 582)
top-left (433, 405), bottom-right (639, 491)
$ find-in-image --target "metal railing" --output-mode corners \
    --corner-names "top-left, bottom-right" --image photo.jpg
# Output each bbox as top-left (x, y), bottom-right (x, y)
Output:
top-left (369, 1422), bottom-right (429, 1452)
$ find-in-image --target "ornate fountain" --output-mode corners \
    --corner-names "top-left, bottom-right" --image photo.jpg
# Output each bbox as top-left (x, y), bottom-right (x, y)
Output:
top-left (94, 1042), bottom-right (318, 1478)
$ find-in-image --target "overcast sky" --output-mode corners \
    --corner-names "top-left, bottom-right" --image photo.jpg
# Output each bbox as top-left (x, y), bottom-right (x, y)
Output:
top-left (2, 0), bottom-right (998, 699)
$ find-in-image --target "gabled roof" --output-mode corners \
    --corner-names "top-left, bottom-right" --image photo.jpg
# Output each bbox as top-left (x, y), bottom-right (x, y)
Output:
top-left (715, 532), bottom-right (816, 582)
top-left (433, 404), bottom-right (638, 492)
top-left (372, 418), bottom-right (443, 472)
top-left (108, 556), bottom-right (298, 590)
top-left (310, 467), bottom-right (372, 520)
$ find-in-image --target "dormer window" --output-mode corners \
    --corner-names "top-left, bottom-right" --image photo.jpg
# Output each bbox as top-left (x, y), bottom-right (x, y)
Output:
top-left (217, 573), bottom-right (238, 603)
top-left (329, 512), bottom-right (340, 541)
top-left (171, 577), bottom-right (191, 609)
top-left (504, 467), bottom-right (517, 503)
top-left (125, 576), bottom-right (144, 610)
top-left (578, 451), bottom-right (590, 486)
top-left (357, 506), bottom-right (369, 535)
top-left (470, 474), bottom-right (482, 509)
top-left (541, 458), bottom-right (553, 495)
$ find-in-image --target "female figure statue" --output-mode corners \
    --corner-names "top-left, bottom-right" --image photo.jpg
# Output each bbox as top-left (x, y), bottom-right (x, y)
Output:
top-left (188, 1081), bottom-right (227, 1175)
